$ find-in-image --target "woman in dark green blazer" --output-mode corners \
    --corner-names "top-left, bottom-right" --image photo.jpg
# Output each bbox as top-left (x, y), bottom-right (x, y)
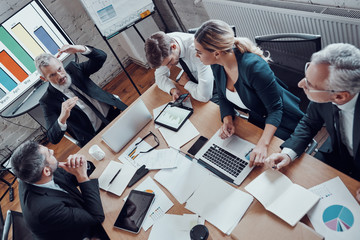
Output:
top-left (194, 20), bottom-right (303, 167)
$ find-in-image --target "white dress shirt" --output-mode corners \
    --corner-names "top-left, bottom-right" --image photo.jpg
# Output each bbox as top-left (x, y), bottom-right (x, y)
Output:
top-left (33, 179), bottom-right (67, 193)
top-left (225, 88), bottom-right (249, 110)
top-left (283, 93), bottom-right (359, 160)
top-left (154, 32), bottom-right (214, 102)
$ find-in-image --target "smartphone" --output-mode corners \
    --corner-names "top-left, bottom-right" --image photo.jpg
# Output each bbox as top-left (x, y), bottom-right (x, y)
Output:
top-left (114, 190), bottom-right (155, 234)
top-left (171, 93), bottom-right (189, 107)
top-left (188, 136), bottom-right (208, 156)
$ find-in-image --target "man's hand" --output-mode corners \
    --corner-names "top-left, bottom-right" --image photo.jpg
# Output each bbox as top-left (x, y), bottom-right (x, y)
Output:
top-left (265, 153), bottom-right (291, 170)
top-left (59, 154), bottom-right (89, 183)
top-left (356, 188), bottom-right (360, 203)
top-left (177, 73), bottom-right (190, 86)
top-left (59, 97), bottom-right (78, 125)
top-left (220, 116), bottom-right (235, 139)
top-left (249, 144), bottom-right (267, 168)
top-left (170, 88), bottom-right (181, 101)
top-left (57, 45), bottom-right (87, 58)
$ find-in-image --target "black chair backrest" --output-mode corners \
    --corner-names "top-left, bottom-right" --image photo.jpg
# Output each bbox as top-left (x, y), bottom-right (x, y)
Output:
top-left (2, 210), bottom-right (33, 240)
top-left (255, 33), bottom-right (321, 111)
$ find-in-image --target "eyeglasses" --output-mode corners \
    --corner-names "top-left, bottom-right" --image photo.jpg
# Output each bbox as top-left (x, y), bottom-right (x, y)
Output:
top-left (128, 131), bottom-right (159, 160)
top-left (303, 62), bottom-right (338, 93)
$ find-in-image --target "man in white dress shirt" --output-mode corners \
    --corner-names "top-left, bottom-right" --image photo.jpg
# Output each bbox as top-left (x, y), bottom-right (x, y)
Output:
top-left (265, 43), bottom-right (360, 202)
top-left (145, 31), bottom-right (214, 102)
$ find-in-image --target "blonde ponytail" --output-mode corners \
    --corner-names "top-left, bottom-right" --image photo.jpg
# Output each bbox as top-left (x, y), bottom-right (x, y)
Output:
top-left (234, 37), bottom-right (271, 62)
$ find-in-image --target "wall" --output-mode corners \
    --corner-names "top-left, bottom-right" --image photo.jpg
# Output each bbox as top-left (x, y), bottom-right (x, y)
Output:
top-left (0, 0), bottom-right (129, 159)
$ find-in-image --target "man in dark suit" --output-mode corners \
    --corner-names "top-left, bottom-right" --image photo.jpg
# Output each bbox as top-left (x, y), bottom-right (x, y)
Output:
top-left (36, 45), bottom-right (127, 147)
top-left (10, 140), bottom-right (109, 240)
top-left (265, 43), bottom-right (360, 202)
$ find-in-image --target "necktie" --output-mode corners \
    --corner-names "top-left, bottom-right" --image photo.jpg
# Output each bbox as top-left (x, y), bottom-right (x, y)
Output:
top-left (69, 85), bottom-right (110, 125)
top-left (179, 58), bottom-right (198, 83)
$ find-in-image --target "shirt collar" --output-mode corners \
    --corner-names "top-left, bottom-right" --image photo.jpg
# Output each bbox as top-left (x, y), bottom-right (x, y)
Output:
top-left (336, 93), bottom-right (359, 112)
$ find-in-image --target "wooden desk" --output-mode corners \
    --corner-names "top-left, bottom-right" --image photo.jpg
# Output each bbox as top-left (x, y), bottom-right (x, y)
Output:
top-left (77, 85), bottom-right (360, 239)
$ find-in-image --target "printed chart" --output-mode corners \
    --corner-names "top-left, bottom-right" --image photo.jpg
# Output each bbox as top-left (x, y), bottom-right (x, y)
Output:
top-left (323, 205), bottom-right (354, 232)
top-left (0, 1), bottom-right (71, 111)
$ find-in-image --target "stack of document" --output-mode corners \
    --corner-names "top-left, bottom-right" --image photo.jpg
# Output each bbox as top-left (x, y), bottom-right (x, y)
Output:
top-left (128, 176), bottom-right (174, 231)
top-left (158, 121), bottom-right (199, 149)
top-left (148, 214), bottom-right (203, 240)
top-left (155, 155), bottom-right (253, 234)
top-left (185, 174), bottom-right (254, 234)
top-left (245, 169), bottom-right (320, 226)
top-left (98, 160), bottom-right (137, 196)
top-left (308, 177), bottom-right (360, 240)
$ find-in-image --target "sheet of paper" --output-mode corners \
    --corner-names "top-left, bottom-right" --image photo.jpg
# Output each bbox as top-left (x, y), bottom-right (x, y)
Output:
top-left (158, 120), bottom-right (199, 149)
top-left (98, 160), bottom-right (137, 196)
top-left (245, 170), bottom-right (319, 226)
top-left (118, 137), bottom-right (152, 168)
top-left (185, 174), bottom-right (253, 234)
top-left (136, 148), bottom-right (178, 170)
top-left (308, 177), bottom-right (360, 240)
top-left (148, 214), bottom-right (199, 240)
top-left (154, 154), bottom-right (209, 204)
top-left (131, 176), bottom-right (174, 231)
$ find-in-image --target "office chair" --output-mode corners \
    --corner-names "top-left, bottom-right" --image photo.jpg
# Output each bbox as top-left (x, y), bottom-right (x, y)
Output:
top-left (255, 33), bottom-right (321, 112)
top-left (255, 33), bottom-right (321, 154)
top-left (1, 210), bottom-right (33, 240)
top-left (0, 149), bottom-right (16, 202)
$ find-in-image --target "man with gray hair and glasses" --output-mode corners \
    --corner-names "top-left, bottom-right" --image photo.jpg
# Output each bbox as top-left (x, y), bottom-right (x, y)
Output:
top-left (36, 45), bottom-right (127, 147)
top-left (10, 141), bottom-right (109, 239)
top-left (265, 43), bottom-right (360, 202)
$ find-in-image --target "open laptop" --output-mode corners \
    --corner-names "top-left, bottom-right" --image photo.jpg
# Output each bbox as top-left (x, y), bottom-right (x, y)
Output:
top-left (102, 99), bottom-right (152, 152)
top-left (195, 129), bottom-right (255, 185)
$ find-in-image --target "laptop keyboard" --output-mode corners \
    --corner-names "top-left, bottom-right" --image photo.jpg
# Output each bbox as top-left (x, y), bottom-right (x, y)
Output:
top-left (202, 144), bottom-right (248, 177)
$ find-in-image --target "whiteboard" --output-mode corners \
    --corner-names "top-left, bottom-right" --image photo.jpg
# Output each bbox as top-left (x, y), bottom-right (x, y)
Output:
top-left (80, 0), bottom-right (154, 38)
top-left (0, 0), bottom-right (73, 111)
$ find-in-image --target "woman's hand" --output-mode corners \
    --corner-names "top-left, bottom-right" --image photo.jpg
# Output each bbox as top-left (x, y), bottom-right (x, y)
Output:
top-left (220, 116), bottom-right (235, 139)
top-left (249, 143), bottom-right (267, 167)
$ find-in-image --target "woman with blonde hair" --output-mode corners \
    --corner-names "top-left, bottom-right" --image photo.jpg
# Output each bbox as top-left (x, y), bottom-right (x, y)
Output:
top-left (194, 19), bottom-right (303, 167)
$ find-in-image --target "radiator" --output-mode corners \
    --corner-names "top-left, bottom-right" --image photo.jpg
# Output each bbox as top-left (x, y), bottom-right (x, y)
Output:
top-left (202, 0), bottom-right (360, 48)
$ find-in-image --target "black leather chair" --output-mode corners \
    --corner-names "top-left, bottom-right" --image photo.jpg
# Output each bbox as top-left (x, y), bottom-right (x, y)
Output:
top-left (255, 33), bottom-right (322, 154)
top-left (255, 33), bottom-right (321, 112)
top-left (1, 210), bottom-right (33, 240)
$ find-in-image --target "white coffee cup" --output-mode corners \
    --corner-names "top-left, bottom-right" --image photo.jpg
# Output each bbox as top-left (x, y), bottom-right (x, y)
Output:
top-left (89, 144), bottom-right (105, 161)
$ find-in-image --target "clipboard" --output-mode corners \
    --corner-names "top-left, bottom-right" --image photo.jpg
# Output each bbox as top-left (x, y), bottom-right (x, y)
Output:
top-left (154, 103), bottom-right (193, 132)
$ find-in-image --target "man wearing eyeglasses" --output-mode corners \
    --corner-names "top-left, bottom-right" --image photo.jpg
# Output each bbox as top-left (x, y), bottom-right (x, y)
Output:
top-left (265, 43), bottom-right (360, 202)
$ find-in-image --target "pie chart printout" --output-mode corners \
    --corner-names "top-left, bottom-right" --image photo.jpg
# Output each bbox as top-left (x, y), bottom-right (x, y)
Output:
top-left (322, 205), bottom-right (354, 232)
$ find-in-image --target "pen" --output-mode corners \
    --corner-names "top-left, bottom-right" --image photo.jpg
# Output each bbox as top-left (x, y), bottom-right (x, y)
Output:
top-left (108, 168), bottom-right (121, 186)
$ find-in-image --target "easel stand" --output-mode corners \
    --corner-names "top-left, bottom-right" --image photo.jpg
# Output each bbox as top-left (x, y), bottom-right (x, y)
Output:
top-left (95, 25), bottom-right (141, 96)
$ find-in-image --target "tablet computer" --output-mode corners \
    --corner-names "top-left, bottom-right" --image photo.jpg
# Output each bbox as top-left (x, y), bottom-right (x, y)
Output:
top-left (114, 190), bottom-right (155, 234)
top-left (154, 103), bottom-right (193, 131)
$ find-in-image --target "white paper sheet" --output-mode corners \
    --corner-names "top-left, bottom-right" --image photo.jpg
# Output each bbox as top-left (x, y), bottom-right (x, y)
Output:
top-left (98, 160), bottom-right (137, 196)
top-left (148, 214), bottom-right (200, 240)
top-left (185, 174), bottom-right (253, 234)
top-left (136, 148), bottom-right (178, 170)
top-left (154, 154), bottom-right (210, 204)
top-left (308, 177), bottom-right (360, 240)
top-left (158, 120), bottom-right (199, 149)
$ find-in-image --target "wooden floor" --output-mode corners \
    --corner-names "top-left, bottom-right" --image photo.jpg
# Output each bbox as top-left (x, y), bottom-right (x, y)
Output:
top-left (0, 62), bottom-right (329, 224)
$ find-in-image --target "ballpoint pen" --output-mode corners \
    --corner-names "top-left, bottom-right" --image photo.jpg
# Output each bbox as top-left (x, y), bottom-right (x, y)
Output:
top-left (108, 168), bottom-right (122, 186)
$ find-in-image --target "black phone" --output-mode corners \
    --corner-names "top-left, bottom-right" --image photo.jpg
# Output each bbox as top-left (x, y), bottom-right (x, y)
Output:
top-left (188, 136), bottom-right (208, 156)
top-left (172, 93), bottom-right (189, 107)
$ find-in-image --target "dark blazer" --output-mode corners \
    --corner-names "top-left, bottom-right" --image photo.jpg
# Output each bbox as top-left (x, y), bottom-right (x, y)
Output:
top-left (282, 98), bottom-right (360, 180)
top-left (211, 49), bottom-right (304, 140)
top-left (39, 46), bottom-right (127, 147)
top-left (19, 168), bottom-right (106, 240)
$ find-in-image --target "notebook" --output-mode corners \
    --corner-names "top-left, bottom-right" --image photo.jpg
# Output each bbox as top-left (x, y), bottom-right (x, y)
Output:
top-left (102, 99), bottom-right (152, 152)
top-left (195, 129), bottom-right (255, 185)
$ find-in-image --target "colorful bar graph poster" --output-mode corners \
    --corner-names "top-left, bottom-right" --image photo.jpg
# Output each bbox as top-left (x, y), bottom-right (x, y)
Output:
top-left (0, 50), bottom-right (28, 82)
top-left (0, 1), bottom-right (73, 111)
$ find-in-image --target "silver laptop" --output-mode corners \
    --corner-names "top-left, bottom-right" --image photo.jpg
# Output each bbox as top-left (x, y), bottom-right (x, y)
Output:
top-left (102, 99), bottom-right (152, 152)
top-left (195, 129), bottom-right (255, 185)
